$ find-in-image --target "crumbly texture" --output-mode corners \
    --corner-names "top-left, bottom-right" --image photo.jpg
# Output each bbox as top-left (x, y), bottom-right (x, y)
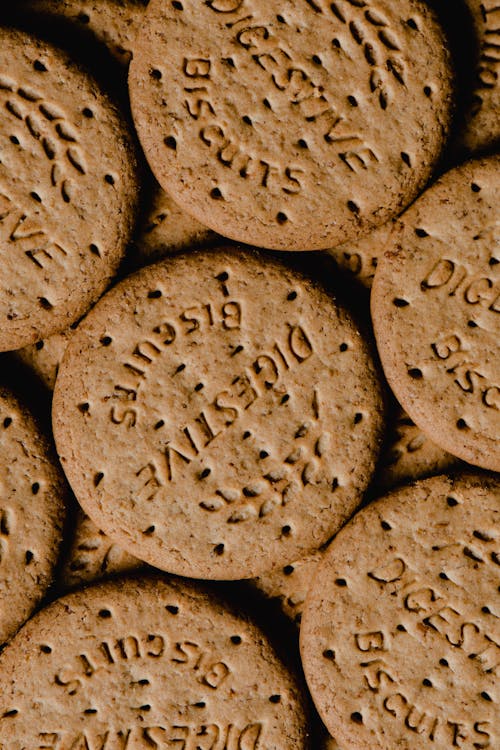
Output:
top-left (455, 0), bottom-right (500, 154)
top-left (300, 473), bottom-right (500, 750)
top-left (0, 386), bottom-right (67, 648)
top-left (129, 0), bottom-right (453, 251)
top-left (371, 156), bottom-right (500, 471)
top-left (16, 0), bottom-right (148, 66)
top-left (0, 28), bottom-right (140, 352)
top-left (133, 181), bottom-right (219, 265)
top-left (59, 509), bottom-right (145, 590)
top-left (0, 576), bottom-right (310, 749)
top-left (52, 248), bottom-right (385, 580)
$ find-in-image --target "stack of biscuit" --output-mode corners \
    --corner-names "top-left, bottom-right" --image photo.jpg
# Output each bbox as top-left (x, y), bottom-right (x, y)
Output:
top-left (0, 2), bottom-right (497, 748)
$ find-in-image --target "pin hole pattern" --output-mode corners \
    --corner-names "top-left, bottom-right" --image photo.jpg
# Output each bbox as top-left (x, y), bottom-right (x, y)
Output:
top-left (165, 605), bottom-right (179, 615)
top-left (98, 608), bottom-right (112, 619)
top-left (230, 635), bottom-right (242, 645)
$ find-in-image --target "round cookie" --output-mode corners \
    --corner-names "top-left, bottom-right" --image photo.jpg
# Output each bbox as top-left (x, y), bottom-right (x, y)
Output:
top-left (0, 28), bottom-right (140, 352)
top-left (129, 0), bottom-right (453, 251)
top-left (371, 156), bottom-right (500, 472)
top-left (252, 549), bottom-right (324, 627)
top-left (0, 576), bottom-right (310, 748)
top-left (325, 220), bottom-right (395, 289)
top-left (133, 181), bottom-right (219, 266)
top-left (13, 0), bottom-right (148, 67)
top-left (376, 405), bottom-right (462, 491)
top-left (59, 509), bottom-right (145, 590)
top-left (15, 327), bottom-right (74, 391)
top-left (0, 385), bottom-right (67, 647)
top-left (53, 248), bottom-right (385, 580)
top-left (456, 0), bottom-right (500, 154)
top-left (300, 473), bottom-right (500, 750)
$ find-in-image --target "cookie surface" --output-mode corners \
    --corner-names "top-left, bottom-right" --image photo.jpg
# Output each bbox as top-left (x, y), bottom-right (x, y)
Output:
top-left (371, 156), bottom-right (500, 471)
top-left (53, 248), bottom-right (384, 579)
top-left (15, 0), bottom-right (148, 67)
top-left (325, 220), bottom-right (395, 289)
top-left (0, 576), bottom-right (310, 749)
top-left (129, 0), bottom-right (453, 250)
top-left (0, 28), bottom-right (139, 351)
top-left (0, 386), bottom-right (67, 647)
top-left (300, 473), bottom-right (499, 750)
top-left (59, 509), bottom-right (144, 590)
top-left (133, 181), bottom-right (219, 265)
top-left (376, 405), bottom-right (461, 491)
top-left (456, 0), bottom-right (500, 154)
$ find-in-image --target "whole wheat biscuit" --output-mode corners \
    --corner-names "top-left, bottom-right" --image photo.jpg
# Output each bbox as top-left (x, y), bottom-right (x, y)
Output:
top-left (15, 0), bottom-right (148, 67)
top-left (456, 0), bottom-right (500, 154)
top-left (53, 248), bottom-right (385, 580)
top-left (300, 473), bottom-right (500, 750)
top-left (0, 385), bottom-right (67, 647)
top-left (133, 181), bottom-right (219, 266)
top-left (325, 220), bottom-right (395, 289)
top-left (376, 405), bottom-right (462, 491)
top-left (129, 0), bottom-right (453, 251)
top-left (371, 156), bottom-right (500, 472)
top-left (59, 509), bottom-right (145, 590)
top-left (0, 576), bottom-right (310, 749)
top-left (0, 28), bottom-right (139, 352)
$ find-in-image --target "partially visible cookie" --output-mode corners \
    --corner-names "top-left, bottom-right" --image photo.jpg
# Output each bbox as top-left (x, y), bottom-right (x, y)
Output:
top-left (133, 181), bottom-right (219, 266)
top-left (372, 156), bottom-right (500, 471)
top-left (15, 327), bottom-right (74, 391)
top-left (301, 473), bottom-right (500, 750)
top-left (325, 221), bottom-right (395, 289)
top-left (0, 576), bottom-right (311, 749)
top-left (456, 0), bottom-right (500, 154)
top-left (376, 405), bottom-right (462, 491)
top-left (0, 385), bottom-right (67, 647)
top-left (0, 28), bottom-right (140, 351)
top-left (15, 0), bottom-right (148, 67)
top-left (59, 508), bottom-right (144, 590)
top-left (252, 550), bottom-right (323, 627)
top-left (53, 248), bottom-right (385, 580)
top-left (129, 0), bottom-right (453, 250)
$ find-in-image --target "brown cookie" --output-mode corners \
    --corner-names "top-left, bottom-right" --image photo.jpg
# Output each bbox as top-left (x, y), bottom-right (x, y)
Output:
top-left (252, 550), bottom-right (324, 627)
top-left (133, 180), bottom-right (219, 266)
top-left (371, 156), bottom-right (500, 472)
top-left (0, 28), bottom-right (140, 352)
top-left (53, 248), bottom-right (385, 580)
top-left (376, 405), bottom-right (462, 491)
top-left (15, 0), bottom-right (148, 67)
top-left (300, 473), bottom-right (500, 750)
top-left (0, 576), bottom-right (310, 748)
top-left (456, 0), bottom-right (500, 154)
top-left (59, 509), bottom-right (144, 590)
top-left (129, 0), bottom-right (453, 251)
top-left (325, 220), bottom-right (395, 289)
top-left (0, 385), bottom-right (67, 647)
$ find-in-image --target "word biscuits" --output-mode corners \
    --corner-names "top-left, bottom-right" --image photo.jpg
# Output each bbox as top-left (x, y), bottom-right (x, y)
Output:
top-left (0, 576), bottom-right (310, 749)
top-left (301, 473), bottom-right (499, 750)
top-left (129, 0), bottom-right (453, 250)
top-left (372, 156), bottom-right (500, 471)
top-left (53, 249), bottom-right (385, 579)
